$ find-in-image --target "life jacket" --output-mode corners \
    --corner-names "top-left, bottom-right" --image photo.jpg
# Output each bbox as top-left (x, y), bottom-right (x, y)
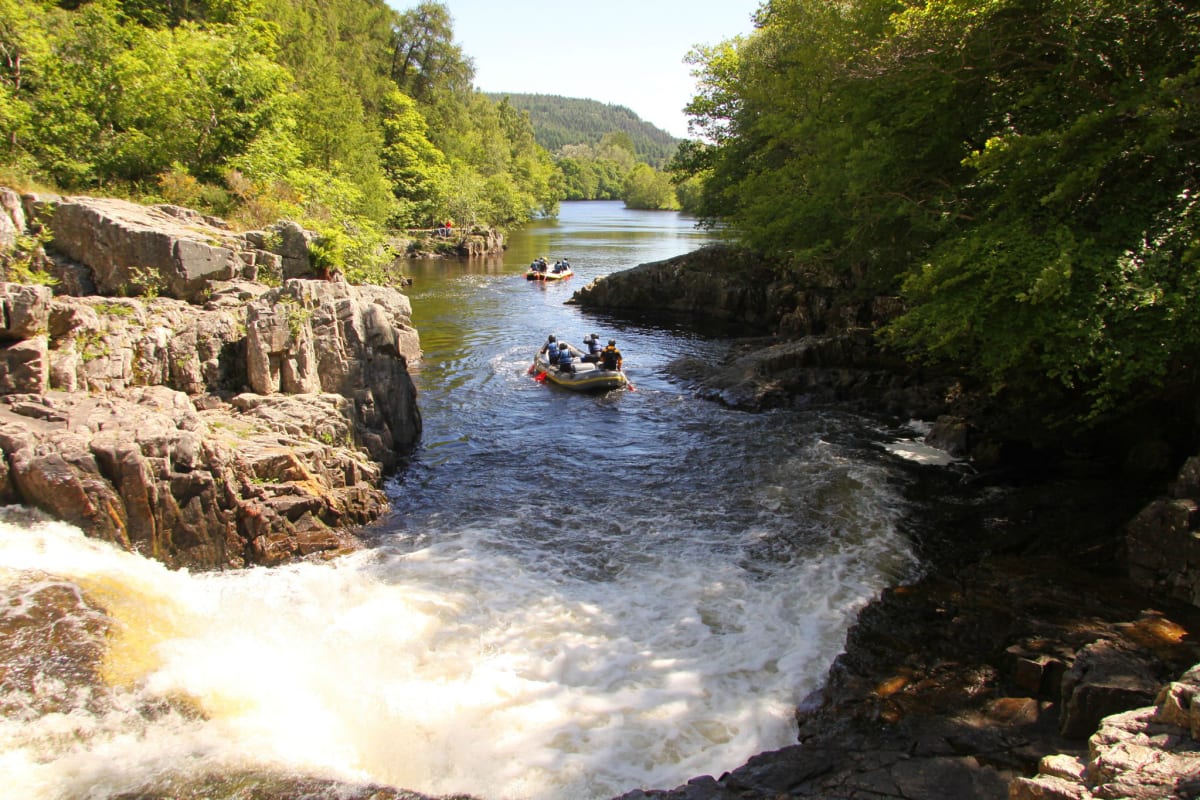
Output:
top-left (557, 346), bottom-right (574, 369)
top-left (600, 346), bottom-right (620, 370)
top-left (586, 338), bottom-right (602, 355)
top-left (547, 345), bottom-right (560, 364)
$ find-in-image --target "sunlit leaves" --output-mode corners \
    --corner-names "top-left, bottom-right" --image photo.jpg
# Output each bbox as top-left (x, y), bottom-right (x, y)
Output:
top-left (682, 0), bottom-right (1200, 427)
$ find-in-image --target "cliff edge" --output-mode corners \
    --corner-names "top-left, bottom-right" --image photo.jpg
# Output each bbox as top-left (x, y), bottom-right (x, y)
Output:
top-left (0, 188), bottom-right (422, 570)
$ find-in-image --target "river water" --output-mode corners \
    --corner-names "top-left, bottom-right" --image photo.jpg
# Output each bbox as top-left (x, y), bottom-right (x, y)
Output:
top-left (0, 202), bottom-right (947, 800)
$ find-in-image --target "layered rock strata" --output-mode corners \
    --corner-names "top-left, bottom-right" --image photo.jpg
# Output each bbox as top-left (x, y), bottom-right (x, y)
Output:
top-left (0, 188), bottom-right (421, 569)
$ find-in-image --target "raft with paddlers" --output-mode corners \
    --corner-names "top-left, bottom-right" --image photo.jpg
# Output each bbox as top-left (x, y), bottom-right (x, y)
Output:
top-left (525, 256), bottom-right (573, 281)
top-left (528, 333), bottom-right (630, 392)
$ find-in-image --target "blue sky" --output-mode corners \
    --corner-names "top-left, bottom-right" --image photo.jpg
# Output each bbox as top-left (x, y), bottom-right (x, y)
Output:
top-left (434, 0), bottom-right (764, 138)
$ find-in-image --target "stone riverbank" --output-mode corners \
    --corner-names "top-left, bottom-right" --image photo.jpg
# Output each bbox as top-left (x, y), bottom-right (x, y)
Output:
top-left (0, 188), bottom-right (421, 569)
top-left (573, 246), bottom-right (1200, 800)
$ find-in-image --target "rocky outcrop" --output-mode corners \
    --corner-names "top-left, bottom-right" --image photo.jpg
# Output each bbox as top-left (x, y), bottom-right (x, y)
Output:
top-left (667, 333), bottom-right (953, 419)
top-left (1012, 665), bottom-right (1200, 800)
top-left (571, 243), bottom-right (901, 337)
top-left (618, 555), bottom-right (1199, 800)
top-left (1126, 456), bottom-right (1200, 608)
top-left (392, 225), bottom-right (505, 259)
top-left (22, 192), bottom-right (377, 300)
top-left (574, 245), bottom-right (955, 420)
top-left (0, 188), bottom-right (421, 569)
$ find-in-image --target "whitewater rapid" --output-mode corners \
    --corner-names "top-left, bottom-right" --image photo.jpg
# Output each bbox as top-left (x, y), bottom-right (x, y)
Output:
top-left (0, 461), bottom-right (915, 800)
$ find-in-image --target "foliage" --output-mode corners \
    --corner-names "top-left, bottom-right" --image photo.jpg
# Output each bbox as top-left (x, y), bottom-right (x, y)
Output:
top-left (622, 163), bottom-right (679, 211)
top-left (390, 1), bottom-right (474, 103)
top-left (556, 135), bottom-right (638, 200)
top-left (489, 93), bottom-right (682, 168)
top-left (680, 0), bottom-right (1200, 429)
top-left (0, 0), bottom-right (564, 272)
top-left (2, 230), bottom-right (58, 287)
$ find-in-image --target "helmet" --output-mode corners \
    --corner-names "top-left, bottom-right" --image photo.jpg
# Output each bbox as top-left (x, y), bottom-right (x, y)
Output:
top-left (590, 333), bottom-right (598, 340)
top-left (548, 334), bottom-right (556, 343)
top-left (559, 342), bottom-right (568, 349)
top-left (608, 339), bottom-right (616, 346)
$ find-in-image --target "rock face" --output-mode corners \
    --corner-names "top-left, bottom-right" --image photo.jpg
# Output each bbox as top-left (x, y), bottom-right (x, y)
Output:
top-left (1127, 455), bottom-right (1200, 607)
top-left (1012, 665), bottom-right (1200, 800)
top-left (573, 244), bottom-right (953, 421)
top-left (0, 188), bottom-right (421, 569)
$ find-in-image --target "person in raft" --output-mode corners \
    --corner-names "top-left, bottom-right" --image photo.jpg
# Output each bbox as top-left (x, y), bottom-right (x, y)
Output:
top-left (600, 339), bottom-right (622, 371)
top-left (542, 334), bottom-right (560, 364)
top-left (556, 341), bottom-right (576, 372)
top-left (582, 333), bottom-right (603, 363)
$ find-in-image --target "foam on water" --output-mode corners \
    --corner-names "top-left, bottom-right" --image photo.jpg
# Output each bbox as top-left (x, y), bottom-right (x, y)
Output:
top-left (0, 487), bottom-right (914, 800)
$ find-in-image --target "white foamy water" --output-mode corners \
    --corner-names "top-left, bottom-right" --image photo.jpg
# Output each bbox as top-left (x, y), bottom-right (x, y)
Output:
top-left (0, 488), bottom-right (915, 800)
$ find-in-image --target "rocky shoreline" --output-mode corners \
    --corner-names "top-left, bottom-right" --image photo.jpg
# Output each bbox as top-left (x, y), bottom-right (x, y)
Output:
top-left (573, 247), bottom-right (1200, 799)
top-left (4, 193), bottom-right (1200, 799)
top-left (0, 188), bottom-right (421, 569)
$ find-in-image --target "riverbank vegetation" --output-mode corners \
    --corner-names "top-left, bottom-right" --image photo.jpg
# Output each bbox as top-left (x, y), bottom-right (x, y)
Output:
top-left (676, 0), bottom-right (1200, 435)
top-left (487, 93), bottom-right (681, 168)
top-left (490, 94), bottom-right (684, 210)
top-left (0, 0), bottom-right (561, 279)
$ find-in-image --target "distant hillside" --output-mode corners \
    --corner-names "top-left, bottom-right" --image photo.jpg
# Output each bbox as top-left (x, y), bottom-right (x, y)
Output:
top-left (487, 93), bottom-right (682, 168)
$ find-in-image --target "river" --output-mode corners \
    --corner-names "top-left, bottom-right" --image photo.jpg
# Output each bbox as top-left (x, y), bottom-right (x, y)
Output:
top-left (0, 201), bottom-right (947, 800)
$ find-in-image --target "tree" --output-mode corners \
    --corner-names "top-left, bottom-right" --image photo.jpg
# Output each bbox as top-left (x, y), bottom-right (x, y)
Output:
top-left (622, 163), bottom-right (678, 210)
top-left (681, 0), bottom-right (1200, 429)
top-left (379, 89), bottom-right (449, 226)
top-left (390, 1), bottom-right (473, 103)
top-left (0, 0), bottom-right (51, 162)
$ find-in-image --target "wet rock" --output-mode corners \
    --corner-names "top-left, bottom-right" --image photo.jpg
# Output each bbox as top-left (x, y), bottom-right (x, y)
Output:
top-left (1059, 640), bottom-right (1160, 738)
top-left (627, 555), bottom-right (1199, 800)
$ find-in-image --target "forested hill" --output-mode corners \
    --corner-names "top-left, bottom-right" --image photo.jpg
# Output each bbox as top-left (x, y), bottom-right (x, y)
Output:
top-left (486, 94), bottom-right (681, 167)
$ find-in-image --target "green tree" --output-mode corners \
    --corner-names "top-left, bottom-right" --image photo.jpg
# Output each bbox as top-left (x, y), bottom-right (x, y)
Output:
top-left (379, 89), bottom-right (450, 226)
top-left (682, 0), bottom-right (1200, 429)
top-left (390, 1), bottom-right (473, 103)
top-left (0, 0), bottom-right (51, 166)
top-left (622, 163), bottom-right (678, 210)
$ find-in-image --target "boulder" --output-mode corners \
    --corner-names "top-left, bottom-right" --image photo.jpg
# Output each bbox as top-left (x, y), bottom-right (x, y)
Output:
top-left (1013, 666), bottom-right (1200, 800)
top-left (47, 196), bottom-right (249, 301)
top-left (0, 282), bottom-right (52, 340)
top-left (1127, 455), bottom-right (1200, 606)
top-left (0, 187), bottom-right (422, 569)
top-left (0, 388), bottom-right (388, 569)
top-left (0, 336), bottom-right (49, 393)
top-left (1059, 640), bottom-right (1161, 738)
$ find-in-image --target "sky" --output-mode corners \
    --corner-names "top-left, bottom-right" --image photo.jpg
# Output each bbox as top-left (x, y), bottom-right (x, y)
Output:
top-left (432, 0), bottom-right (764, 139)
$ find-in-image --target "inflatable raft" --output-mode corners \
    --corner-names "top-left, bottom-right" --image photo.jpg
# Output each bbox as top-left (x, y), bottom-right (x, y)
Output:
top-left (530, 345), bottom-right (628, 392)
top-left (525, 265), bottom-right (573, 281)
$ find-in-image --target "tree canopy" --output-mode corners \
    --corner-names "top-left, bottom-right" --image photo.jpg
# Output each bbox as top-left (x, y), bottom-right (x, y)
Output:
top-left (0, 0), bottom-right (564, 277)
top-left (680, 0), bottom-right (1200, 431)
